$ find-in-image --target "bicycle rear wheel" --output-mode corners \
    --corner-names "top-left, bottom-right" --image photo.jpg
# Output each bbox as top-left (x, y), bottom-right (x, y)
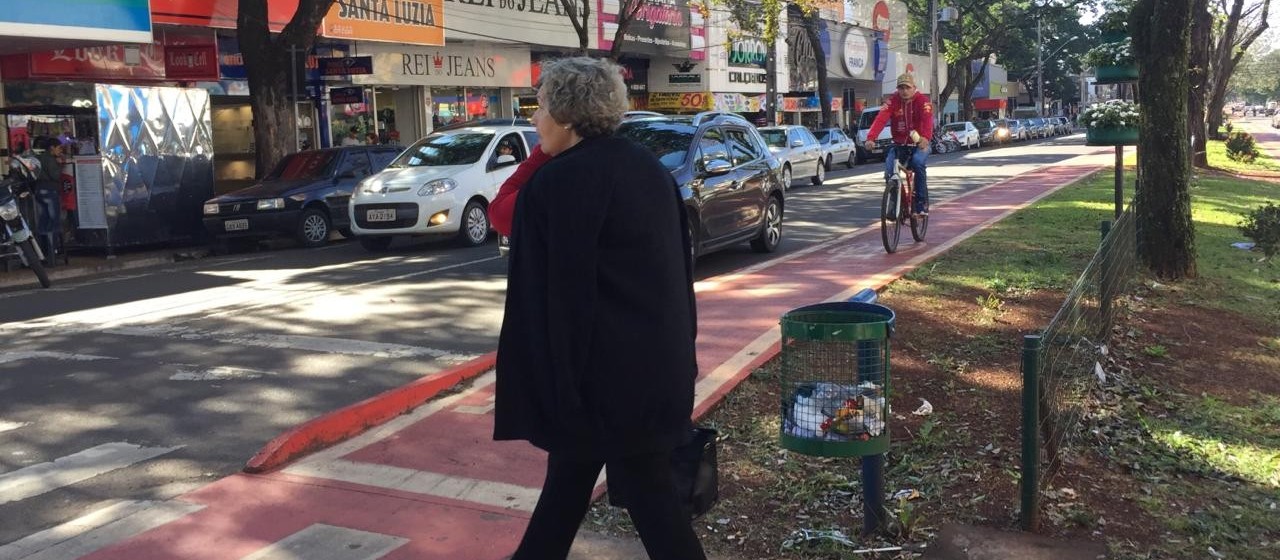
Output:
top-left (881, 180), bottom-right (902, 253)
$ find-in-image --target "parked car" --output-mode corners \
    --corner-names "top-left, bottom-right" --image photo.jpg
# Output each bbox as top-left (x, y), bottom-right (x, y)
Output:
top-left (853, 106), bottom-right (894, 164)
top-left (757, 125), bottom-right (825, 187)
top-left (623, 110), bottom-right (665, 120)
top-left (1005, 119), bottom-right (1028, 141)
top-left (812, 127), bottom-right (857, 169)
top-left (973, 120), bottom-right (999, 145)
top-left (941, 122), bottom-right (980, 149)
top-left (348, 123), bottom-right (538, 250)
top-left (616, 111), bottom-right (786, 261)
top-left (1057, 117), bottom-right (1075, 134)
top-left (202, 146), bottom-right (401, 249)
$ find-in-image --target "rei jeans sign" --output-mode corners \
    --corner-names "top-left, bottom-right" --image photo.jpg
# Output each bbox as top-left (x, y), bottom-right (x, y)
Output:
top-left (354, 42), bottom-right (533, 87)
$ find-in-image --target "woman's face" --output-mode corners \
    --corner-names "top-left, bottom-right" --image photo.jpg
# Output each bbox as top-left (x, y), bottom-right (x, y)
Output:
top-left (533, 91), bottom-right (575, 156)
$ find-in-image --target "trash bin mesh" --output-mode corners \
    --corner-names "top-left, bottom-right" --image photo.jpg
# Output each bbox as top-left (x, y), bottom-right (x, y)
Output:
top-left (779, 303), bottom-right (892, 457)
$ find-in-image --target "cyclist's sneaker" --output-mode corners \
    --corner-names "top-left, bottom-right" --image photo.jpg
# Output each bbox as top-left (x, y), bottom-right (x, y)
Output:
top-left (913, 200), bottom-right (929, 216)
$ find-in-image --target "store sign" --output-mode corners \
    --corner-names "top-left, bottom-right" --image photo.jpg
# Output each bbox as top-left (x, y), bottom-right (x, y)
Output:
top-left (728, 71), bottom-right (766, 84)
top-left (728, 38), bottom-right (766, 69)
top-left (649, 59), bottom-right (705, 93)
top-left (844, 31), bottom-right (869, 77)
top-left (446, 0), bottom-right (588, 49)
top-left (319, 56), bottom-right (374, 76)
top-left (599, 0), bottom-right (703, 58)
top-left (30, 43), bottom-right (166, 80)
top-left (216, 35), bottom-right (328, 82)
top-left (3, 0), bottom-right (152, 44)
top-left (330, 86), bottom-right (365, 105)
top-left (322, 0), bottom-right (445, 46)
top-left (165, 45), bottom-right (219, 80)
top-left (713, 92), bottom-right (763, 113)
top-left (648, 92), bottom-right (712, 112)
top-left (151, 0), bottom-right (296, 31)
top-left (355, 43), bottom-right (533, 87)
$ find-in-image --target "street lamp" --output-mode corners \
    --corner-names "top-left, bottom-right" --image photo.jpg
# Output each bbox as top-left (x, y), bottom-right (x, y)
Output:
top-left (929, 2), bottom-right (958, 124)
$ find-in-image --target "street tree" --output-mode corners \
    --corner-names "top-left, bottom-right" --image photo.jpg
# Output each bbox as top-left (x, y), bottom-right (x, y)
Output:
top-left (720, 0), bottom-right (833, 127)
top-left (237, 0), bottom-right (336, 178)
top-left (556, 0), bottom-right (593, 55)
top-left (1131, 0), bottom-right (1198, 279)
top-left (1205, 0), bottom-right (1271, 139)
top-left (1190, 0), bottom-right (1210, 167)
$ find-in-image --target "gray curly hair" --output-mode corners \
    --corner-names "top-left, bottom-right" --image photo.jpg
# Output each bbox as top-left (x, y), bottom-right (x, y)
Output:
top-left (537, 57), bottom-right (630, 138)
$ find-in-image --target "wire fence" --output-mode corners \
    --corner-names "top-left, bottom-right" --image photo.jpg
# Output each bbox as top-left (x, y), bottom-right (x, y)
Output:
top-left (1020, 205), bottom-right (1137, 531)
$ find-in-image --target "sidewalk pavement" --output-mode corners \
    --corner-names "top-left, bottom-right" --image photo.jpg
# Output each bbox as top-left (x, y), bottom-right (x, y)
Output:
top-left (0, 244), bottom-right (207, 291)
top-left (5, 151), bottom-right (1116, 560)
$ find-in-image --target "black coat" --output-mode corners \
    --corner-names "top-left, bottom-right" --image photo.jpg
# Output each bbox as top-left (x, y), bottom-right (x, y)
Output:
top-left (494, 135), bottom-right (698, 460)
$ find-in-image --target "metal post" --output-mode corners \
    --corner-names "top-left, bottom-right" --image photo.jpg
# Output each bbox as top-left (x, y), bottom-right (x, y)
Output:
top-left (766, 39), bottom-right (778, 125)
top-left (1020, 334), bottom-right (1043, 531)
top-left (1099, 220), bottom-right (1115, 336)
top-left (1115, 146), bottom-right (1124, 218)
top-left (862, 453), bottom-right (886, 536)
top-left (1037, 17), bottom-right (1044, 118)
top-left (290, 46), bottom-right (302, 152)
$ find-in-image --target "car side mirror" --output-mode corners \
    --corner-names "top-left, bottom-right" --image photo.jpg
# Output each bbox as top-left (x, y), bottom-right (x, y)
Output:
top-left (703, 159), bottom-right (733, 177)
top-left (790, 139), bottom-right (804, 148)
top-left (488, 154), bottom-right (517, 171)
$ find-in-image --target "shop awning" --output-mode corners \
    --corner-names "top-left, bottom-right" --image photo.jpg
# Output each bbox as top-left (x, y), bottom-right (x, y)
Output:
top-left (973, 99), bottom-right (1007, 111)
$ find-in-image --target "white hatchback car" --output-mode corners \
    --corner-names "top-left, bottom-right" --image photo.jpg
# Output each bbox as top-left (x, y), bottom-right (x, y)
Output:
top-left (941, 122), bottom-right (981, 149)
top-left (348, 123), bottom-right (539, 250)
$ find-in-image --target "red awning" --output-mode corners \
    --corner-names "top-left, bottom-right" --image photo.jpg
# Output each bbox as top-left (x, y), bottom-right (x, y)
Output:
top-left (973, 99), bottom-right (1007, 111)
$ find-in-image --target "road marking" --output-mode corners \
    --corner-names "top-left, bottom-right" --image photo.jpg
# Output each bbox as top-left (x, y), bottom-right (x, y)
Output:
top-left (0, 499), bottom-right (204, 560)
top-left (0, 443), bottom-right (183, 506)
top-left (241, 524), bottom-right (408, 560)
top-left (104, 325), bottom-right (474, 362)
top-left (0, 352), bottom-right (115, 365)
top-left (170, 365), bottom-right (275, 381)
top-left (0, 420), bottom-right (29, 434)
top-left (287, 459), bottom-right (542, 513)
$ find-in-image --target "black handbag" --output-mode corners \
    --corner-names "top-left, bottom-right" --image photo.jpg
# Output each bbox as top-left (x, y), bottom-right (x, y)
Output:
top-left (608, 427), bottom-right (720, 519)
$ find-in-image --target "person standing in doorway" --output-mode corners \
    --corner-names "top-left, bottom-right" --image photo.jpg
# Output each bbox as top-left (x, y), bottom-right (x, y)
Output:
top-left (495, 57), bottom-right (706, 560)
top-left (341, 126), bottom-right (363, 146)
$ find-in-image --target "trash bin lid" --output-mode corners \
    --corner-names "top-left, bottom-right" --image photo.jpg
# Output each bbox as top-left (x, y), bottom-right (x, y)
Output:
top-left (781, 301), bottom-right (895, 341)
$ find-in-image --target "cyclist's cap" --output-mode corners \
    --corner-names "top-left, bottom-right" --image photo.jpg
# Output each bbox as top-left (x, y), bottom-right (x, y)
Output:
top-left (896, 73), bottom-right (916, 88)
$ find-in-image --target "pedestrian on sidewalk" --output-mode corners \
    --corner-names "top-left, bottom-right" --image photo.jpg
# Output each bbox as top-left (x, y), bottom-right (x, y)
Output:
top-left (494, 57), bottom-right (706, 560)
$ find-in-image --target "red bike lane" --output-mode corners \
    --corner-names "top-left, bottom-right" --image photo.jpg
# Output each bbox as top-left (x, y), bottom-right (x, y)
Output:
top-left (73, 158), bottom-right (1108, 560)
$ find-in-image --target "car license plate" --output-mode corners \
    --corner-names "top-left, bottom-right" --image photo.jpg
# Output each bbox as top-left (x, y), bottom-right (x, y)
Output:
top-left (224, 219), bottom-right (249, 232)
top-left (367, 208), bottom-right (396, 222)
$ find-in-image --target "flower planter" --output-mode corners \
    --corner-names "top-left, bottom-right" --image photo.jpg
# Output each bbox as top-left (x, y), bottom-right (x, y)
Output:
top-left (1086, 126), bottom-right (1139, 146)
top-left (1095, 64), bottom-right (1139, 84)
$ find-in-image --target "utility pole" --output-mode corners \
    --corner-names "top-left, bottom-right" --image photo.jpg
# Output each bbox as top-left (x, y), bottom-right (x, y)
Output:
top-left (1036, 16), bottom-right (1044, 117)
top-left (766, 40), bottom-right (778, 125)
top-left (930, 0), bottom-right (939, 122)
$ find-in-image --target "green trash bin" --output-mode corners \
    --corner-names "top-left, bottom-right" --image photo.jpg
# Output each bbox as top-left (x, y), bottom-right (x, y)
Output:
top-left (779, 301), bottom-right (894, 457)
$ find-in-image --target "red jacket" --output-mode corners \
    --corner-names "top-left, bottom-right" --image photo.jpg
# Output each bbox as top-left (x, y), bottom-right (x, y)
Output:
top-left (490, 145), bottom-right (551, 237)
top-left (866, 92), bottom-right (934, 145)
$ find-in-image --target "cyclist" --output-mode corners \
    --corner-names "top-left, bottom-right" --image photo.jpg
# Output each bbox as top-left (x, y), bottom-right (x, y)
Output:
top-left (863, 72), bottom-right (934, 216)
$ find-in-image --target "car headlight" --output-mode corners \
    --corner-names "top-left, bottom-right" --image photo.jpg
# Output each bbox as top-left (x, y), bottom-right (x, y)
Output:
top-left (0, 199), bottom-right (20, 221)
top-left (257, 198), bottom-right (285, 210)
top-left (359, 178), bottom-right (386, 194)
top-left (418, 178), bottom-right (457, 197)
top-left (203, 202), bottom-right (219, 215)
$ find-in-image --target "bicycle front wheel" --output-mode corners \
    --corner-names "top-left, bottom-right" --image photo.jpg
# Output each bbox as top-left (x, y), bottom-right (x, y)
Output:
top-left (881, 180), bottom-right (902, 253)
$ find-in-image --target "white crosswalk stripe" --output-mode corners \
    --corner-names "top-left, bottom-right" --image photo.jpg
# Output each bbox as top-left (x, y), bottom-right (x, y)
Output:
top-left (0, 500), bottom-right (204, 560)
top-left (240, 524), bottom-right (408, 560)
top-left (0, 443), bottom-right (183, 506)
top-left (0, 352), bottom-right (115, 365)
top-left (0, 421), bottom-right (28, 434)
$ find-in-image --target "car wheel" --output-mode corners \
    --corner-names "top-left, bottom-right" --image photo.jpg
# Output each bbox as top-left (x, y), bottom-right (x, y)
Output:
top-left (781, 165), bottom-right (792, 190)
top-left (358, 236), bottom-right (393, 251)
top-left (457, 199), bottom-right (490, 247)
top-left (854, 148), bottom-right (866, 165)
top-left (825, 155), bottom-right (833, 171)
top-left (847, 151), bottom-right (856, 168)
top-left (811, 160), bottom-right (824, 185)
top-left (750, 195), bottom-right (783, 253)
top-left (296, 207), bottom-right (331, 248)
top-left (338, 227), bottom-right (354, 239)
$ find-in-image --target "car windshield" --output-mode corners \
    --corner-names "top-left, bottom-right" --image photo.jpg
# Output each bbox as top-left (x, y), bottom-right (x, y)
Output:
top-left (266, 151), bottom-right (337, 180)
top-left (616, 120), bottom-right (696, 171)
top-left (758, 129), bottom-right (787, 148)
top-left (858, 111), bottom-right (879, 129)
top-left (974, 121), bottom-right (993, 131)
top-left (814, 129), bottom-right (832, 141)
top-left (389, 132), bottom-right (493, 168)
top-left (944, 124), bottom-right (965, 132)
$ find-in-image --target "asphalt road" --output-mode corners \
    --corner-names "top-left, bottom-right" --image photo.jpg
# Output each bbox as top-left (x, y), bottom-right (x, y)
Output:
top-left (0, 132), bottom-right (1096, 547)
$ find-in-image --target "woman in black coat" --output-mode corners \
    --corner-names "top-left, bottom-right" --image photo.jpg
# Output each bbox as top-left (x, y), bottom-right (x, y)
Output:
top-left (494, 57), bottom-right (705, 560)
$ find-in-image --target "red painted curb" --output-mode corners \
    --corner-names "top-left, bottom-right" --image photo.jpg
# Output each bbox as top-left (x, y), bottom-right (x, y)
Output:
top-left (244, 352), bottom-right (497, 473)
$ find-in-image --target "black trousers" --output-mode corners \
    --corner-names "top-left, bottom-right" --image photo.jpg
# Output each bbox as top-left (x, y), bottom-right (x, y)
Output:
top-left (511, 450), bottom-right (706, 560)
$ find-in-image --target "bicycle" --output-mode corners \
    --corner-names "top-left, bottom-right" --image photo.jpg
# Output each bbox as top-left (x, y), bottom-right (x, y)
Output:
top-left (880, 145), bottom-right (928, 254)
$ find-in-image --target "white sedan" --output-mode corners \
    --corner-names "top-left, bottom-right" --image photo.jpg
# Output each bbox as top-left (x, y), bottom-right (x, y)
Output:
top-left (348, 124), bottom-right (538, 250)
top-left (813, 127), bottom-right (857, 168)
top-left (941, 122), bottom-right (981, 149)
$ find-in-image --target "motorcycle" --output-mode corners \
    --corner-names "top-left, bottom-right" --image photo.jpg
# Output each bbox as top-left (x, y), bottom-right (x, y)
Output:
top-left (1, 157), bottom-right (51, 288)
top-left (932, 131), bottom-right (962, 154)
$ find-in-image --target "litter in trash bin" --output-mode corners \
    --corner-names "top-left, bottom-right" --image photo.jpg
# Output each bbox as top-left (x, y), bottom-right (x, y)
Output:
top-left (892, 488), bottom-right (921, 501)
top-left (912, 399), bottom-right (933, 416)
top-left (784, 382), bottom-right (886, 441)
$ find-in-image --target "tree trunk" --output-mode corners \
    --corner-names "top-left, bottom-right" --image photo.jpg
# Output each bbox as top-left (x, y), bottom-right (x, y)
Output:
top-left (1205, 0), bottom-right (1271, 139)
top-left (608, 0), bottom-right (647, 61)
top-left (1131, 0), bottom-right (1197, 280)
top-left (558, 0), bottom-right (591, 55)
top-left (238, 0), bottom-right (334, 178)
top-left (800, 12), bottom-right (833, 127)
top-left (1189, 0), bottom-right (1210, 168)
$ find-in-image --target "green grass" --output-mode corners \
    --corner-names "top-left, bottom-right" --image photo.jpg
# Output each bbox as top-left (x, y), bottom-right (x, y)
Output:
top-left (1206, 139), bottom-right (1280, 174)
top-left (1186, 174), bottom-right (1280, 323)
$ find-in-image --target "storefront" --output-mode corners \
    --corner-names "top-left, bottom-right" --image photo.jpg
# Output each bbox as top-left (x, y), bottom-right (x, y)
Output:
top-left (707, 8), bottom-right (769, 124)
top-left (351, 42), bottom-right (532, 134)
top-left (824, 23), bottom-right (886, 129)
